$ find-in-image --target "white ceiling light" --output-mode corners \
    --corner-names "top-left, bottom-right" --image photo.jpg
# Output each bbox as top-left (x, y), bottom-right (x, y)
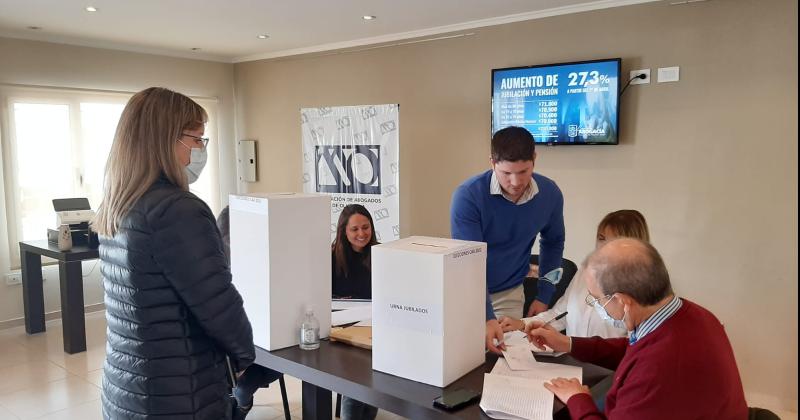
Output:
top-left (257, 34), bottom-right (269, 39)
top-left (85, 6), bottom-right (98, 12)
top-left (362, 15), bottom-right (377, 20)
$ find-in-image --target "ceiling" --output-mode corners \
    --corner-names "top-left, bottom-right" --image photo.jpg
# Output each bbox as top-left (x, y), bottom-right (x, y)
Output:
top-left (0, 0), bottom-right (657, 63)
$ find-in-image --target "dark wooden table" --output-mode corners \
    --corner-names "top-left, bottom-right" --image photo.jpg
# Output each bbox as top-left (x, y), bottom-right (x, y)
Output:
top-left (255, 340), bottom-right (613, 419)
top-left (20, 240), bottom-right (99, 354)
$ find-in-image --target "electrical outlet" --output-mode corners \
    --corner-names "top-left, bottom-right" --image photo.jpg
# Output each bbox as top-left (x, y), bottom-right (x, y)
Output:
top-left (5, 272), bottom-right (22, 286)
top-left (630, 69), bottom-right (650, 85)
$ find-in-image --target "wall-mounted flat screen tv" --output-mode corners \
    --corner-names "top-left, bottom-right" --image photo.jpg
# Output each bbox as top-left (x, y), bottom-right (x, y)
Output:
top-left (492, 58), bottom-right (621, 145)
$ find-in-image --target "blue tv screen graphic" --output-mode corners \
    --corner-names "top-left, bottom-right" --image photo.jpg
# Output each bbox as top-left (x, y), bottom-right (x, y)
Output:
top-left (492, 59), bottom-right (621, 145)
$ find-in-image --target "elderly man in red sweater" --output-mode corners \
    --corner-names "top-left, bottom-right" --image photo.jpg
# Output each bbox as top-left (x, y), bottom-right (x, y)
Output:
top-left (528, 238), bottom-right (747, 419)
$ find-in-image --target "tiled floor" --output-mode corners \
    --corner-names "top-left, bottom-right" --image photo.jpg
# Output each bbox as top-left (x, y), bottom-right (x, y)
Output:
top-left (0, 312), bottom-right (405, 420)
top-left (1, 312), bottom-right (797, 420)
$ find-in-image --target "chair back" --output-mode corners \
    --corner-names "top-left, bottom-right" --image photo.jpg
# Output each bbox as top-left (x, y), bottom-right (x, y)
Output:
top-left (748, 407), bottom-right (781, 420)
top-left (523, 255), bottom-right (579, 317)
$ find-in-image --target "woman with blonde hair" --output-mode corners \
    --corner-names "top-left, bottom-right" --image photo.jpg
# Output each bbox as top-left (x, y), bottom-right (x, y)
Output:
top-left (95, 87), bottom-right (254, 419)
top-left (499, 210), bottom-right (650, 338)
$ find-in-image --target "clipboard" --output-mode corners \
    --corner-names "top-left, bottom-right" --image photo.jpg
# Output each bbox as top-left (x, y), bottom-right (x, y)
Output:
top-left (329, 326), bottom-right (372, 349)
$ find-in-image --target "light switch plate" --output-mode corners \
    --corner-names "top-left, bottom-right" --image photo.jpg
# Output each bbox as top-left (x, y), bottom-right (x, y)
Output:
top-left (237, 140), bottom-right (257, 182)
top-left (658, 66), bottom-right (680, 83)
top-left (5, 272), bottom-right (21, 286)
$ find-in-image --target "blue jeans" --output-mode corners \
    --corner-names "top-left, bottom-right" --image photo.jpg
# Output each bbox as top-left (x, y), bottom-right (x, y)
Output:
top-left (341, 396), bottom-right (378, 420)
top-left (233, 364), bottom-right (282, 408)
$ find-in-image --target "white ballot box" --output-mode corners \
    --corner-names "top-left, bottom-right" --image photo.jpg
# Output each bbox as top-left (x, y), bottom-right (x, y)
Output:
top-left (372, 236), bottom-right (486, 387)
top-left (229, 193), bottom-right (332, 351)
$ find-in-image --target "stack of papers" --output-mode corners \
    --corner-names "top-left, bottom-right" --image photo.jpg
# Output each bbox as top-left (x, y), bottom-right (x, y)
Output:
top-left (480, 373), bottom-right (553, 420)
top-left (331, 304), bottom-right (372, 326)
top-left (491, 357), bottom-right (582, 383)
top-left (331, 299), bottom-right (371, 310)
top-left (481, 338), bottom-right (582, 419)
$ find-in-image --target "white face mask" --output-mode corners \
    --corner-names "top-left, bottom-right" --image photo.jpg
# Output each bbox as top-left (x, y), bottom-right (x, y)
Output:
top-left (592, 294), bottom-right (628, 330)
top-left (180, 140), bottom-right (207, 184)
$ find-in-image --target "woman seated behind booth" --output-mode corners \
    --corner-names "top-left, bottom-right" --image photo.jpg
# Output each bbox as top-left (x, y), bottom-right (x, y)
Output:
top-left (499, 210), bottom-right (651, 338)
top-left (217, 206), bottom-right (282, 420)
top-left (332, 204), bottom-right (379, 299)
top-left (332, 204), bottom-right (379, 419)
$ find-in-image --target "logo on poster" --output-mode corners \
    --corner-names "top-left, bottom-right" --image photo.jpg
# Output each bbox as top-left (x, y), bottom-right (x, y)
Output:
top-left (568, 125), bottom-right (578, 138)
top-left (336, 116), bottom-right (351, 130)
top-left (361, 106), bottom-right (378, 120)
top-left (384, 185), bottom-right (398, 197)
top-left (373, 208), bottom-right (390, 221)
top-left (315, 145), bottom-right (382, 194)
top-left (380, 120), bottom-right (397, 135)
top-left (310, 127), bottom-right (325, 142)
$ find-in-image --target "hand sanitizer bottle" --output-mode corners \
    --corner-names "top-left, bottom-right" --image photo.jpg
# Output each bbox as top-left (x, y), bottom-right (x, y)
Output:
top-left (300, 305), bottom-right (320, 350)
top-left (57, 224), bottom-right (73, 252)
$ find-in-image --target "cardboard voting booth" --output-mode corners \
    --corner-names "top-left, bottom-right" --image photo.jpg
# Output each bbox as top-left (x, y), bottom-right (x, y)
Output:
top-left (372, 236), bottom-right (486, 387)
top-left (229, 193), bottom-right (332, 351)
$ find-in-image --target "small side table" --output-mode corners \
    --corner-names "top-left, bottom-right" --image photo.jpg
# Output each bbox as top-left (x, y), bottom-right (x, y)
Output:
top-left (20, 240), bottom-right (99, 354)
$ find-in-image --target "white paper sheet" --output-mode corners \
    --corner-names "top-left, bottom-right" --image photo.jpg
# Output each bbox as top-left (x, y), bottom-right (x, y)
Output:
top-left (331, 305), bottom-right (372, 326)
top-left (503, 330), bottom-right (566, 357)
top-left (480, 373), bottom-right (554, 420)
top-left (331, 299), bottom-right (372, 310)
top-left (501, 346), bottom-right (539, 371)
top-left (491, 358), bottom-right (583, 384)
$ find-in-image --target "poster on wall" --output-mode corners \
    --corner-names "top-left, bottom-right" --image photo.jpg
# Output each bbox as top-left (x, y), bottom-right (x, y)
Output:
top-left (301, 104), bottom-right (400, 243)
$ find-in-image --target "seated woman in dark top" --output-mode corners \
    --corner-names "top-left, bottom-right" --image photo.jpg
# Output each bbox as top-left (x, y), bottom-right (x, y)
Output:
top-left (332, 204), bottom-right (379, 299)
top-left (331, 204), bottom-right (380, 420)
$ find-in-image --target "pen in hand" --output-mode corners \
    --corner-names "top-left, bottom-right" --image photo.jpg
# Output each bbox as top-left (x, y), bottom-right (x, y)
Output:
top-left (527, 312), bottom-right (568, 351)
top-left (542, 311), bottom-right (568, 328)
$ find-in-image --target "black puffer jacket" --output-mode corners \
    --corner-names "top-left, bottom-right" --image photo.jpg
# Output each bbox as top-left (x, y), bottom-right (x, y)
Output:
top-left (99, 177), bottom-right (255, 419)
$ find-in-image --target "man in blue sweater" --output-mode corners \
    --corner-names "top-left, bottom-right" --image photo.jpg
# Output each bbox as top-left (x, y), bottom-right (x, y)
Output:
top-left (451, 126), bottom-right (565, 353)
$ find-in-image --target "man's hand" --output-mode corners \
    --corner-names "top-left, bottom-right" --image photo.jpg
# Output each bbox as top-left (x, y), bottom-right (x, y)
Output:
top-left (526, 323), bottom-right (571, 353)
top-left (526, 299), bottom-right (549, 317)
top-left (527, 264), bottom-right (539, 278)
top-left (497, 316), bottom-right (526, 332)
top-left (544, 377), bottom-right (590, 404)
top-left (485, 319), bottom-right (506, 354)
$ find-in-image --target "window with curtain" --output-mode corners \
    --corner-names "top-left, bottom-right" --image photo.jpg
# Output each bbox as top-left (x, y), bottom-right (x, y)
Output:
top-left (1, 87), bottom-right (220, 268)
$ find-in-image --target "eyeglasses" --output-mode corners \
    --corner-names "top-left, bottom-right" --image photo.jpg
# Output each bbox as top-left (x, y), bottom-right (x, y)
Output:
top-left (585, 293), bottom-right (614, 307)
top-left (181, 133), bottom-right (209, 149)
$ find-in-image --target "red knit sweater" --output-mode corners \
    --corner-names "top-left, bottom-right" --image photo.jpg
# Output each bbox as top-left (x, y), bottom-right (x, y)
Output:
top-left (566, 299), bottom-right (748, 420)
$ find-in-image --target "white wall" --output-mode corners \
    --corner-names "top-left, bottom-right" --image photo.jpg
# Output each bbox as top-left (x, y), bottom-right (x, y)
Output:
top-left (234, 0), bottom-right (798, 412)
top-left (0, 37), bottom-right (236, 324)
